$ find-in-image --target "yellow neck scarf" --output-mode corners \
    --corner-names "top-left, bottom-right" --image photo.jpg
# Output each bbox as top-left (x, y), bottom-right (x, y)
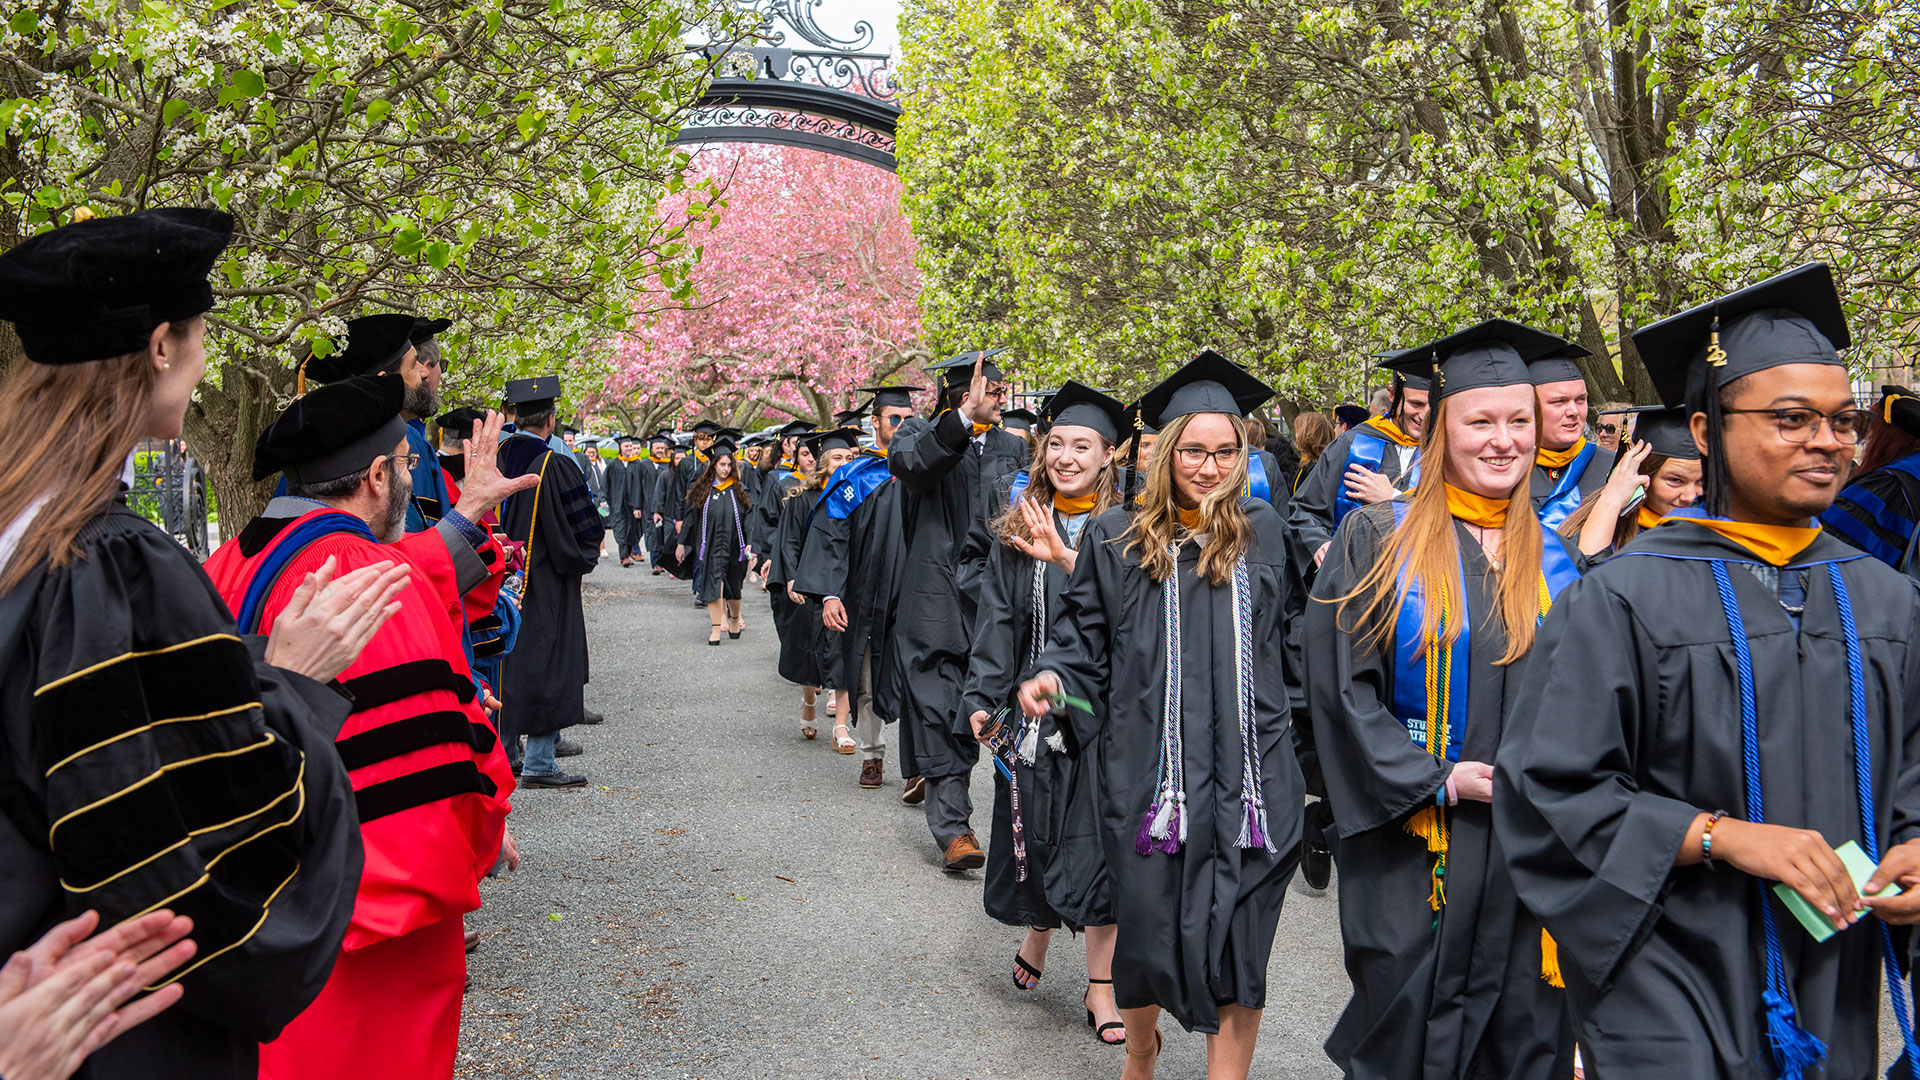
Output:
top-left (714, 477), bottom-right (735, 492)
top-left (1535, 437), bottom-right (1587, 471)
top-left (1363, 416), bottom-right (1419, 447)
top-left (972, 421), bottom-right (993, 437)
top-left (1658, 515), bottom-right (1822, 566)
top-left (1175, 506), bottom-right (1202, 531)
top-left (1636, 505), bottom-right (1664, 530)
top-left (651, 452), bottom-right (671, 463)
top-left (619, 452), bottom-right (641, 462)
top-left (1054, 491), bottom-right (1098, 515)
top-left (1445, 484), bottom-right (1509, 529)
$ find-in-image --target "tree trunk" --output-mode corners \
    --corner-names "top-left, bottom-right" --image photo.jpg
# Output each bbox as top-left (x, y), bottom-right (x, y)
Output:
top-left (183, 364), bottom-right (283, 544)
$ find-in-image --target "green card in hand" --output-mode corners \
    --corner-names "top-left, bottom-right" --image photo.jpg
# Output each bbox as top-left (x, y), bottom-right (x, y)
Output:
top-left (1771, 840), bottom-right (1901, 943)
top-left (1047, 691), bottom-right (1094, 714)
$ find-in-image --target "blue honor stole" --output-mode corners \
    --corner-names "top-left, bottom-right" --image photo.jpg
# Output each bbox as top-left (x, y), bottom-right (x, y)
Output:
top-left (233, 509), bottom-right (377, 633)
top-left (1246, 452), bottom-right (1271, 503)
top-left (1819, 453), bottom-right (1920, 568)
top-left (1386, 502), bottom-right (1581, 761)
top-left (1335, 429), bottom-right (1419, 527)
top-left (1535, 441), bottom-right (1599, 530)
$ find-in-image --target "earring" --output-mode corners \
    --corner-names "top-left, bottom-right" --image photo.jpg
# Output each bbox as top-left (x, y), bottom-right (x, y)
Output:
top-left (161, 363), bottom-right (171, 370)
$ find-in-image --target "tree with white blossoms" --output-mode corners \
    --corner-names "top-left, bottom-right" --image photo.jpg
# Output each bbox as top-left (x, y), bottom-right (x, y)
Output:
top-left (898, 0), bottom-right (1920, 412)
top-left (1, 0), bottom-right (756, 531)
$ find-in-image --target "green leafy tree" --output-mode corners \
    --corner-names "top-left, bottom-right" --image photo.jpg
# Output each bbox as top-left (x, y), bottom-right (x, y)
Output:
top-left (3, 0), bottom-right (754, 531)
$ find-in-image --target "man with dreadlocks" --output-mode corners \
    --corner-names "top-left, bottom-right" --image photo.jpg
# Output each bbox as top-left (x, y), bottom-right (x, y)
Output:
top-left (1018, 351), bottom-right (1303, 1080)
top-left (1290, 366), bottom-right (1430, 569)
top-left (1497, 263), bottom-right (1920, 1079)
top-left (1305, 319), bottom-right (1592, 1080)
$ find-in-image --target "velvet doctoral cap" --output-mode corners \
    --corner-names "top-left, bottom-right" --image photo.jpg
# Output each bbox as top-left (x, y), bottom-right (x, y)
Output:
top-left (1380, 319), bottom-right (1584, 400)
top-left (0, 207), bottom-right (233, 365)
top-left (411, 316), bottom-right (452, 344)
top-left (255, 375), bottom-right (407, 483)
top-left (302, 313), bottom-right (418, 384)
top-left (1879, 385), bottom-right (1920, 440)
top-left (1629, 263), bottom-right (1850, 411)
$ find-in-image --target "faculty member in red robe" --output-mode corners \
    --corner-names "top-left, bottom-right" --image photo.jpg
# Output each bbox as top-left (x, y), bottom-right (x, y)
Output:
top-left (204, 375), bottom-right (536, 1080)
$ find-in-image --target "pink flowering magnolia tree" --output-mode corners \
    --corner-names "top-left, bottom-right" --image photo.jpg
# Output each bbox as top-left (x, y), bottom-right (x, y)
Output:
top-left (592, 144), bottom-right (924, 433)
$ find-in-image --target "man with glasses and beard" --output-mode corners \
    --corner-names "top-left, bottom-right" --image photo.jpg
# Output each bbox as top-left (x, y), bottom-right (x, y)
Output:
top-left (205, 375), bottom-right (535, 1080)
top-left (887, 350), bottom-right (1031, 869)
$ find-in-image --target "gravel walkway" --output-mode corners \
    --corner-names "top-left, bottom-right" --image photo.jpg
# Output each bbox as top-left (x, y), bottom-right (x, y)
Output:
top-left (456, 564), bottom-right (1350, 1079)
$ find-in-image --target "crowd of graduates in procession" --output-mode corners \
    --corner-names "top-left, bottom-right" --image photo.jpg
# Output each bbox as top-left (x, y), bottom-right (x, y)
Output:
top-left (13, 207), bottom-right (1920, 1080)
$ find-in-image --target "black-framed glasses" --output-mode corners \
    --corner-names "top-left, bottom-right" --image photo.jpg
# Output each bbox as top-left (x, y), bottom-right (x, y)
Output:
top-left (1172, 445), bottom-right (1244, 468)
top-left (1722, 406), bottom-right (1869, 445)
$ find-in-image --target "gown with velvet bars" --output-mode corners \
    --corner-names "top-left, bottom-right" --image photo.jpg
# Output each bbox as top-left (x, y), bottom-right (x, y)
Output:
top-left (1494, 522), bottom-right (1920, 1080)
top-left (1034, 499), bottom-right (1304, 1034)
top-left (888, 412), bottom-right (1030, 781)
top-left (964, 497), bottom-right (1113, 931)
top-left (0, 505), bottom-right (362, 1080)
top-left (1304, 502), bottom-right (1575, 1080)
top-left (494, 431), bottom-right (603, 740)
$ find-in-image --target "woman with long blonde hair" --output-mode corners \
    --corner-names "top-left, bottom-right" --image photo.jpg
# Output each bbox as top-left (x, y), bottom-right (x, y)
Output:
top-left (1018, 353), bottom-right (1304, 1080)
top-left (0, 208), bottom-right (403, 1079)
top-left (964, 383), bottom-right (1129, 1043)
top-left (1304, 321), bottom-right (1589, 1080)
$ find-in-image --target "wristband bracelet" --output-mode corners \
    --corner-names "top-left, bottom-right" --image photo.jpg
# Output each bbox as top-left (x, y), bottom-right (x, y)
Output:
top-left (1702, 809), bottom-right (1727, 868)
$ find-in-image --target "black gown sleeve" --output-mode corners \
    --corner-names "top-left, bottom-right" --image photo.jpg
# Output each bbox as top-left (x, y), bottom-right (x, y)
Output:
top-left (1288, 430), bottom-right (1355, 556)
top-left (20, 510), bottom-right (362, 1042)
top-left (963, 534), bottom-right (1028, 722)
top-left (888, 410), bottom-right (971, 494)
top-left (1493, 573), bottom-right (1703, 994)
top-left (793, 502), bottom-right (850, 601)
top-left (1302, 505), bottom-right (1454, 838)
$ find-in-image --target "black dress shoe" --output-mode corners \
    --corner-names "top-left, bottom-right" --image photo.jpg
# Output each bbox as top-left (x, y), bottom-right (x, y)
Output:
top-left (510, 761), bottom-right (523, 777)
top-left (555, 735), bottom-right (584, 758)
top-left (578, 709), bottom-right (605, 726)
top-left (1301, 838), bottom-right (1332, 894)
top-left (521, 770), bottom-right (587, 789)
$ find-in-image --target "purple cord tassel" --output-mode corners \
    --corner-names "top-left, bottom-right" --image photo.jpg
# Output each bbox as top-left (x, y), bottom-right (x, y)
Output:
top-left (1134, 805), bottom-right (1159, 856)
top-left (1156, 806), bottom-right (1183, 854)
top-left (1245, 801), bottom-right (1266, 850)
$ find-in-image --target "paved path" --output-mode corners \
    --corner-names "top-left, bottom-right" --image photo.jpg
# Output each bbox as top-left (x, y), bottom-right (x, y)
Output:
top-left (457, 565), bottom-right (1350, 1079)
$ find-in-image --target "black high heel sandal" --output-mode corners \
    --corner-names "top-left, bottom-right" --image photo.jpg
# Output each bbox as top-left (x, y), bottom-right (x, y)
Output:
top-left (1012, 928), bottom-right (1049, 990)
top-left (1085, 978), bottom-right (1126, 1045)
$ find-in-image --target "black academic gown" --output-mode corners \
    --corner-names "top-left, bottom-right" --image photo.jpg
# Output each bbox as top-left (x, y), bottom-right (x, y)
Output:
top-left (688, 483), bottom-right (751, 604)
top-left (496, 431), bottom-right (603, 738)
top-left (1496, 523), bottom-right (1920, 1080)
top-left (889, 413), bottom-right (1030, 780)
top-left (1290, 427), bottom-right (1419, 556)
top-left (1036, 500), bottom-right (1305, 1034)
top-left (758, 468), bottom-right (807, 649)
top-left (769, 483), bottom-right (825, 686)
top-left (965, 503), bottom-right (1113, 931)
top-left (606, 458), bottom-right (648, 556)
top-left (1305, 503), bottom-right (1575, 1080)
top-left (1527, 444), bottom-right (1613, 517)
top-left (0, 506), bottom-right (362, 1080)
top-left (793, 450), bottom-right (907, 716)
top-left (646, 458), bottom-right (674, 559)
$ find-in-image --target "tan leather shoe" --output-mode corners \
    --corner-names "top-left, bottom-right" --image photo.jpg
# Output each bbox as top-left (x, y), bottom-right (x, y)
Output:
top-left (859, 758), bottom-right (884, 788)
top-left (943, 830), bottom-right (986, 872)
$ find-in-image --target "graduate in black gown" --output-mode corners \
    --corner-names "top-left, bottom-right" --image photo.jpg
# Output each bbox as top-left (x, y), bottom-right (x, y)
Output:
top-left (1526, 349), bottom-right (1615, 529)
top-left (965, 382), bottom-right (1129, 1046)
top-left (1018, 351), bottom-right (1304, 1077)
top-left (754, 421), bottom-right (817, 661)
top-left (793, 394), bottom-right (911, 788)
top-left (768, 434), bottom-right (832, 738)
top-left (1820, 386), bottom-right (1920, 571)
top-left (1497, 263), bottom-right (1920, 1080)
top-left (0, 208), bottom-right (398, 1080)
top-left (677, 437), bottom-right (753, 643)
top-left (606, 434), bottom-right (650, 567)
top-left (890, 351), bottom-right (1031, 867)
top-left (494, 375), bottom-right (604, 787)
top-left (1305, 320), bottom-right (1591, 1080)
top-left (1289, 369), bottom-right (1430, 569)
top-left (643, 431), bottom-right (676, 573)
top-left (1557, 406), bottom-right (1704, 556)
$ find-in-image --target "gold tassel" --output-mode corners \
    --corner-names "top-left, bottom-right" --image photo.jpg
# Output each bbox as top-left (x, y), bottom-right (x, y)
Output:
top-left (1540, 928), bottom-right (1565, 988)
top-left (1706, 315), bottom-right (1728, 368)
top-left (1403, 805), bottom-right (1448, 853)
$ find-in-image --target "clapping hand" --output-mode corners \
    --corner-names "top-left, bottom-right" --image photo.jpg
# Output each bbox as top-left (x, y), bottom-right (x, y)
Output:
top-left (264, 556), bottom-right (411, 683)
top-left (0, 909), bottom-right (196, 1080)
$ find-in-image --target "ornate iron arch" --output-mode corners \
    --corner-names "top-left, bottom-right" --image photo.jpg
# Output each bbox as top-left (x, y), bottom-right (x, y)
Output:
top-left (677, 1), bottom-right (902, 172)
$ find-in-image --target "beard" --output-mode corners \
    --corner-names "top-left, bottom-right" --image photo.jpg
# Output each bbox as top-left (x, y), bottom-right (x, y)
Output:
top-left (404, 379), bottom-right (438, 418)
top-left (374, 468), bottom-right (412, 543)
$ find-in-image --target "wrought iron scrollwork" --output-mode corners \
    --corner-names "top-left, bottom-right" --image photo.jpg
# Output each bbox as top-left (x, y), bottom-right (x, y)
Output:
top-left (755, 0), bottom-right (875, 51)
top-left (680, 104), bottom-right (896, 155)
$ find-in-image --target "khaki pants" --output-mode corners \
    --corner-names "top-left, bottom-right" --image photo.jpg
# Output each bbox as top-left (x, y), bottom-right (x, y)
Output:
top-left (853, 648), bottom-right (885, 761)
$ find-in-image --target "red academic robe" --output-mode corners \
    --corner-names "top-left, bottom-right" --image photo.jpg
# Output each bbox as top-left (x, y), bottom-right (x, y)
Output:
top-left (204, 507), bottom-right (514, 1080)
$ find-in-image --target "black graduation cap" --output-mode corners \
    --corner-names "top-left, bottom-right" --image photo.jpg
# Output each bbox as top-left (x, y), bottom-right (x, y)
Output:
top-left (1380, 319), bottom-right (1582, 400)
top-left (303, 313), bottom-right (418, 383)
top-left (690, 419), bottom-right (724, 436)
top-left (503, 375), bottom-right (561, 408)
top-left (804, 426), bottom-right (865, 456)
top-left (928, 348), bottom-right (1011, 389)
top-left (254, 374), bottom-right (407, 483)
top-left (709, 436), bottom-right (738, 458)
top-left (1599, 404), bottom-right (1700, 461)
top-left (1001, 407), bottom-right (1038, 432)
top-left (1372, 357), bottom-right (1431, 393)
top-left (1629, 263), bottom-right (1850, 410)
top-left (712, 426), bottom-right (744, 441)
top-left (834, 404), bottom-right (870, 425)
top-left (774, 419), bottom-right (817, 439)
top-left (1133, 350), bottom-right (1275, 430)
top-left (649, 429), bottom-right (675, 445)
top-left (0, 207), bottom-right (233, 366)
top-left (856, 385), bottom-right (924, 411)
top-left (435, 406), bottom-right (486, 439)
top-left (1527, 347), bottom-right (1588, 387)
top-left (1879, 386), bottom-right (1920, 440)
top-left (560, 424), bottom-right (581, 436)
top-left (1044, 380), bottom-right (1129, 444)
top-left (1122, 402), bottom-right (1159, 437)
top-left (411, 316), bottom-right (452, 344)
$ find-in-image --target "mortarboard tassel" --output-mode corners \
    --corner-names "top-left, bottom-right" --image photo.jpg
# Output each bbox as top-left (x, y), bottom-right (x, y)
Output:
top-left (1706, 314), bottom-right (1728, 368)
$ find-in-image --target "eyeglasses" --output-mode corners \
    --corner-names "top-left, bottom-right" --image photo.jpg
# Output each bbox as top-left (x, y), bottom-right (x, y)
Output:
top-left (388, 453), bottom-right (422, 470)
top-left (1172, 445), bottom-right (1244, 469)
top-left (1597, 423), bottom-right (1619, 435)
top-left (1722, 406), bottom-right (1869, 445)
